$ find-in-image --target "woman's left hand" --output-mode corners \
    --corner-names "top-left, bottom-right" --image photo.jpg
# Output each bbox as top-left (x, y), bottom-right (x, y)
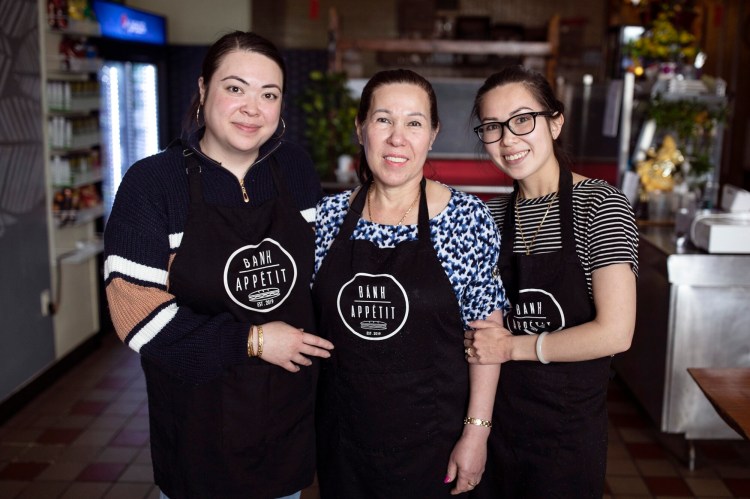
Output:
top-left (465, 319), bottom-right (514, 365)
top-left (444, 432), bottom-right (487, 495)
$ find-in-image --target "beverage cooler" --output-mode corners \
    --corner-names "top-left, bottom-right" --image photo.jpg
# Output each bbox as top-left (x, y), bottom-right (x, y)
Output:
top-left (99, 60), bottom-right (161, 218)
top-left (91, 0), bottom-right (169, 219)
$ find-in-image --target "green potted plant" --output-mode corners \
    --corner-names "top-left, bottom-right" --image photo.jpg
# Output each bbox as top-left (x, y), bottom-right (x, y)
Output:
top-left (645, 96), bottom-right (727, 183)
top-left (298, 70), bottom-right (360, 180)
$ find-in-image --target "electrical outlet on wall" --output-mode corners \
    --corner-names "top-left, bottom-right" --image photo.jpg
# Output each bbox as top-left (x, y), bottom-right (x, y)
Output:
top-left (40, 289), bottom-right (51, 317)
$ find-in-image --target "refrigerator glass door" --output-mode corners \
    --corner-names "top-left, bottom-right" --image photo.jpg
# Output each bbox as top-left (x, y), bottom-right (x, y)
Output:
top-left (100, 61), bottom-right (159, 219)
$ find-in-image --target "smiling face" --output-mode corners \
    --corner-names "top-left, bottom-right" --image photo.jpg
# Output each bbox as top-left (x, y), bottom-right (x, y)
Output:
top-left (198, 50), bottom-right (283, 169)
top-left (356, 83), bottom-right (438, 189)
top-left (478, 82), bottom-right (563, 186)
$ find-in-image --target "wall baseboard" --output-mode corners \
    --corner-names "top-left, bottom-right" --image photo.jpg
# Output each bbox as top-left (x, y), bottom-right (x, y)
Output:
top-left (0, 332), bottom-right (105, 426)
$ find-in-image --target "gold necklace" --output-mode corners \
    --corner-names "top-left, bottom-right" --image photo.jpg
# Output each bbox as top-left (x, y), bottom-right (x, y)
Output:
top-left (367, 184), bottom-right (420, 226)
top-left (515, 192), bottom-right (557, 255)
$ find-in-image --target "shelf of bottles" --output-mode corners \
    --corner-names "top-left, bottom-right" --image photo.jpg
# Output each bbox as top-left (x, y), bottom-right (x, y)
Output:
top-left (44, 12), bottom-right (104, 230)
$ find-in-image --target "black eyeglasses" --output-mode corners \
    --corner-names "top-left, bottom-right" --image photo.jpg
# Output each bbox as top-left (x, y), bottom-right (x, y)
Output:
top-left (473, 111), bottom-right (557, 144)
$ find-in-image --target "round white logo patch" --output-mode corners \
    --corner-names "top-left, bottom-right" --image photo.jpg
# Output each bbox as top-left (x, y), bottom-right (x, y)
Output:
top-left (506, 288), bottom-right (565, 334)
top-left (337, 273), bottom-right (409, 341)
top-left (223, 238), bottom-right (297, 313)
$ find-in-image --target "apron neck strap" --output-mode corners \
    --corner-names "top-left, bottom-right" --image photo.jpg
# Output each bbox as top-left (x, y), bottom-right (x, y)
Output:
top-left (415, 177), bottom-right (430, 242)
top-left (268, 156), bottom-right (291, 199)
top-left (184, 150), bottom-right (203, 206)
top-left (500, 166), bottom-right (576, 263)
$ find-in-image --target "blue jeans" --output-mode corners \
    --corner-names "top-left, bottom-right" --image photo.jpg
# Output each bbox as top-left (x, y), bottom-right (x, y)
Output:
top-left (160, 491), bottom-right (300, 499)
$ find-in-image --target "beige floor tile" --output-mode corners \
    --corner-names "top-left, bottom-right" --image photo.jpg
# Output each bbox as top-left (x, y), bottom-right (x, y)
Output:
top-left (59, 481), bottom-right (111, 499)
top-left (1, 429), bottom-right (42, 444)
top-left (103, 482), bottom-right (153, 499)
top-left (57, 444), bottom-right (103, 463)
top-left (684, 477), bottom-right (733, 497)
top-left (133, 448), bottom-right (152, 465)
top-left (96, 446), bottom-right (139, 464)
top-left (16, 480), bottom-right (69, 499)
top-left (608, 442), bottom-right (631, 459)
top-left (606, 475), bottom-right (651, 495)
top-left (679, 465), bottom-right (721, 479)
top-left (608, 456), bottom-right (641, 476)
top-left (73, 428), bottom-right (117, 446)
top-left (102, 402), bottom-right (141, 418)
top-left (89, 415), bottom-right (128, 431)
top-left (635, 458), bottom-right (680, 477)
top-left (118, 463), bottom-right (154, 483)
top-left (0, 480), bottom-right (27, 499)
top-left (55, 414), bottom-right (97, 429)
top-left (0, 443), bottom-right (28, 461)
top-left (608, 400), bottom-right (640, 414)
top-left (36, 461), bottom-right (87, 481)
top-left (715, 464), bottom-right (750, 479)
top-left (124, 416), bottom-right (150, 432)
top-left (619, 427), bottom-right (656, 444)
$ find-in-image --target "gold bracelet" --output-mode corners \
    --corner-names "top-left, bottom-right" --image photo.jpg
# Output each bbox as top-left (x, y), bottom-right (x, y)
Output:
top-left (257, 325), bottom-right (264, 358)
top-left (247, 325), bottom-right (256, 358)
top-left (464, 417), bottom-right (492, 428)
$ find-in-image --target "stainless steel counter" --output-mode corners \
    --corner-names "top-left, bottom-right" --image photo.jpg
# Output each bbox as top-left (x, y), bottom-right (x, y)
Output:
top-left (613, 225), bottom-right (750, 440)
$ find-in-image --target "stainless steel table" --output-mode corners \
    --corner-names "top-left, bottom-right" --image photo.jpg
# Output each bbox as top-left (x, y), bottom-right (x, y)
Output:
top-left (613, 225), bottom-right (750, 443)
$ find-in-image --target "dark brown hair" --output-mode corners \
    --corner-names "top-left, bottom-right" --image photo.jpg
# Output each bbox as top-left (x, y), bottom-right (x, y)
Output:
top-left (183, 31), bottom-right (286, 135)
top-left (472, 65), bottom-right (569, 168)
top-left (355, 69), bottom-right (439, 184)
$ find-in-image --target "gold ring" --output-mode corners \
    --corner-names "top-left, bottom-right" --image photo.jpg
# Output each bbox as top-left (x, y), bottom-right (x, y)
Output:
top-left (468, 481), bottom-right (477, 488)
top-left (465, 347), bottom-right (473, 357)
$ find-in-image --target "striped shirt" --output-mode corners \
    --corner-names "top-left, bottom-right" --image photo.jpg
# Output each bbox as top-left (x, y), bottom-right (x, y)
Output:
top-left (486, 178), bottom-right (638, 299)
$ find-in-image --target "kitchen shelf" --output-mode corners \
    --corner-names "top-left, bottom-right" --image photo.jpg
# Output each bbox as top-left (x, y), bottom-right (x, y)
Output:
top-left (55, 204), bottom-right (104, 228)
top-left (57, 238), bottom-right (104, 265)
top-left (43, 6), bottom-right (103, 360)
top-left (47, 19), bottom-right (101, 37)
top-left (52, 168), bottom-right (103, 189)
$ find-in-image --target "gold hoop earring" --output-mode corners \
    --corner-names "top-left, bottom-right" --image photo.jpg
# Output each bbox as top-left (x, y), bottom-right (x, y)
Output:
top-left (273, 117), bottom-right (286, 139)
top-left (196, 105), bottom-right (203, 126)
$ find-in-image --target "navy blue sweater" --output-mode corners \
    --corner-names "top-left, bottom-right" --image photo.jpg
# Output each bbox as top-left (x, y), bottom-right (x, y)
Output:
top-left (103, 133), bottom-right (321, 383)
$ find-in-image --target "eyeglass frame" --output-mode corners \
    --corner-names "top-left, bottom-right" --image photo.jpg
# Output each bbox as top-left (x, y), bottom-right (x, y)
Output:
top-left (473, 111), bottom-right (559, 144)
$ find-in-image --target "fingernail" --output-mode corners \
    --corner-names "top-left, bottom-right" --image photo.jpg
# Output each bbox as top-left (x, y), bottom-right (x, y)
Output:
top-left (444, 475), bottom-right (451, 483)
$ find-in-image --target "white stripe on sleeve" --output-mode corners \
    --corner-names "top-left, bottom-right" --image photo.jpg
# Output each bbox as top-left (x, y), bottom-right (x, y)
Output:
top-left (128, 303), bottom-right (179, 352)
top-left (104, 255), bottom-right (169, 285)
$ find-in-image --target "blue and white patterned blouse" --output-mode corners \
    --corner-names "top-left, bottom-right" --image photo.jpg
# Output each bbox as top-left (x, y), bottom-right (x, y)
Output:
top-left (314, 186), bottom-right (508, 328)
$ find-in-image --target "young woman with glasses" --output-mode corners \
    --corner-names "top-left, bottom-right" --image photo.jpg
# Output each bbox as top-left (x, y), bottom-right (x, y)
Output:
top-left (463, 65), bottom-right (639, 498)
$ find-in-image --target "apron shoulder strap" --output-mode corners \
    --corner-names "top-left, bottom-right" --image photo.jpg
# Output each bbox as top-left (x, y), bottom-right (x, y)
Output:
top-left (337, 183), bottom-right (368, 240)
top-left (416, 177), bottom-right (430, 243)
top-left (268, 155), bottom-right (293, 199)
top-left (183, 150), bottom-right (204, 206)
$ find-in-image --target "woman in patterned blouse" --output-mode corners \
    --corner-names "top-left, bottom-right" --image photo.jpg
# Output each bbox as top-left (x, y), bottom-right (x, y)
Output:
top-left (312, 69), bottom-right (506, 498)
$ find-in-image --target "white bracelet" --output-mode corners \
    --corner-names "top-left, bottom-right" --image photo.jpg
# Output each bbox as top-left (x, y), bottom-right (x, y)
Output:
top-left (535, 332), bottom-right (550, 364)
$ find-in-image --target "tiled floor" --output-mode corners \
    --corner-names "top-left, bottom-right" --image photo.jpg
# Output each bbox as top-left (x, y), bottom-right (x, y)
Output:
top-left (0, 333), bottom-right (748, 499)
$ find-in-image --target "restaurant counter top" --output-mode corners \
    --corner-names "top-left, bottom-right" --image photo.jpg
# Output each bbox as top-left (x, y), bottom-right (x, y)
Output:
top-left (638, 224), bottom-right (750, 285)
top-left (613, 224), bottom-right (750, 441)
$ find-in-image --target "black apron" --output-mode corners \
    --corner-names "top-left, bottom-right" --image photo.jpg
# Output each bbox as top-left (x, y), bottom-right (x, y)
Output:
top-left (144, 151), bottom-right (318, 499)
top-left (312, 179), bottom-right (470, 499)
top-left (477, 168), bottom-right (610, 499)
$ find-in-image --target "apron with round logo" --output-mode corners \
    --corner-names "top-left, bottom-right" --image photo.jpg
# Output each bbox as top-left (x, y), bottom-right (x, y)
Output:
top-left (313, 179), bottom-right (471, 499)
top-left (145, 151), bottom-right (318, 499)
top-left (476, 167), bottom-right (610, 499)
